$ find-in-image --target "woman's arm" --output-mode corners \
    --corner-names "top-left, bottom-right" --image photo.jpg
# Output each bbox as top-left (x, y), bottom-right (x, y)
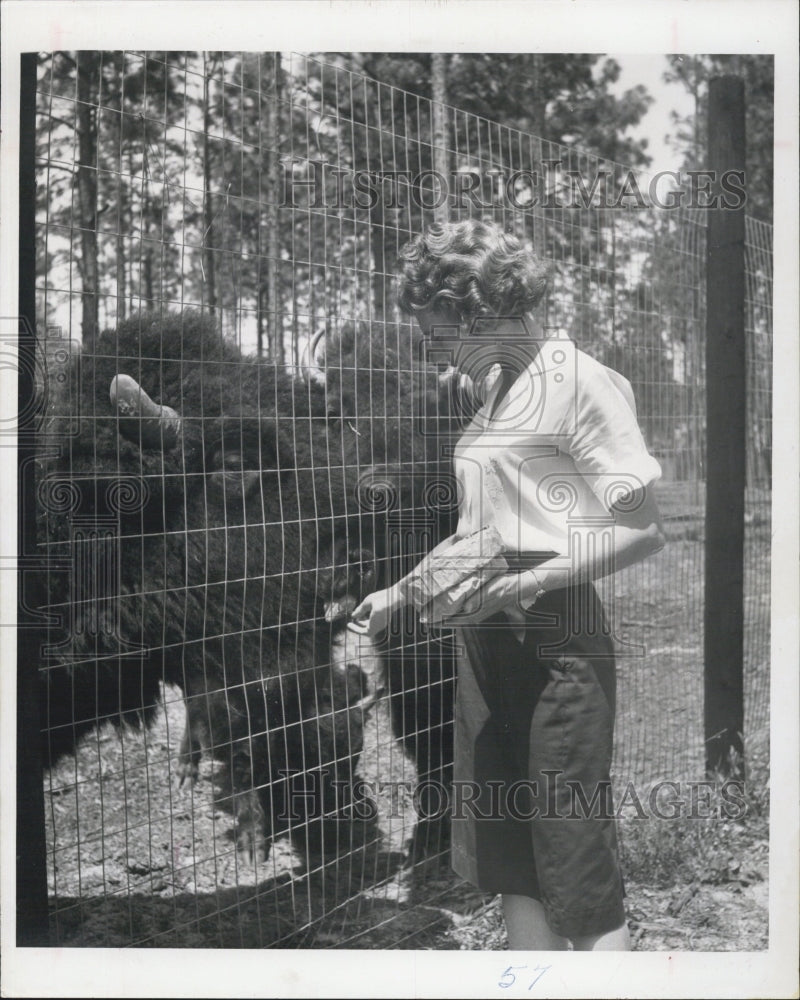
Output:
top-left (533, 486), bottom-right (665, 592)
top-left (449, 487), bottom-right (665, 624)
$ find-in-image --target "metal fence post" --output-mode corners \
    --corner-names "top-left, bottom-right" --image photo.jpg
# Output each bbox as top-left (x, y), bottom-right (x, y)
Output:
top-left (704, 76), bottom-right (747, 778)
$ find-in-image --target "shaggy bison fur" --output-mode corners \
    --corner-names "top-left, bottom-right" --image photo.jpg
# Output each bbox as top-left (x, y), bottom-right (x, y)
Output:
top-left (37, 309), bottom-right (469, 868)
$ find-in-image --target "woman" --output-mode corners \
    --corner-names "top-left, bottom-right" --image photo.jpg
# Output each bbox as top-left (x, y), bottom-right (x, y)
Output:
top-left (351, 220), bottom-right (665, 951)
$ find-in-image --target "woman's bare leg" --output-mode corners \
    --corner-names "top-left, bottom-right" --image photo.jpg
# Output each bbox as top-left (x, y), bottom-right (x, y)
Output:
top-left (503, 896), bottom-right (631, 951)
top-left (572, 922), bottom-right (631, 951)
top-left (502, 894), bottom-right (569, 950)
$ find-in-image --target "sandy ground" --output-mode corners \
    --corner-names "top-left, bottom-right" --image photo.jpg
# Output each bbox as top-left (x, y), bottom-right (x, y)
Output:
top-left (43, 530), bottom-right (770, 950)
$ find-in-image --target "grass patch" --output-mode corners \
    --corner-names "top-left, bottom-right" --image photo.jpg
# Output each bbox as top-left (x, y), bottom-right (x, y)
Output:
top-left (618, 741), bottom-right (769, 891)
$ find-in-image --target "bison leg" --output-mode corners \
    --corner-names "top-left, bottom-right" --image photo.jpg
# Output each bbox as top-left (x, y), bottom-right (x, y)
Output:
top-left (287, 761), bottom-right (378, 869)
top-left (383, 640), bottom-right (456, 876)
top-left (404, 757), bottom-right (454, 873)
top-left (222, 738), bottom-right (272, 865)
top-left (175, 700), bottom-right (204, 788)
top-left (175, 720), bottom-right (201, 787)
top-left (285, 664), bottom-right (379, 869)
top-left (186, 680), bottom-right (273, 865)
top-left (231, 787), bottom-right (269, 865)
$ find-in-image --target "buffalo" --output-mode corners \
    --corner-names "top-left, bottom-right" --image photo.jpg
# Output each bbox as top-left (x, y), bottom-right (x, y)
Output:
top-left (37, 309), bottom-right (470, 870)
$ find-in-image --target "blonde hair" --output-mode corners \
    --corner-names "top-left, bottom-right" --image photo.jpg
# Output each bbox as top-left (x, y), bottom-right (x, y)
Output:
top-left (397, 219), bottom-right (552, 321)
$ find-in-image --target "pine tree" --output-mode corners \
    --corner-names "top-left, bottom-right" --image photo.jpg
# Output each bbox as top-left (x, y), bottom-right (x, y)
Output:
top-left (664, 54), bottom-right (773, 223)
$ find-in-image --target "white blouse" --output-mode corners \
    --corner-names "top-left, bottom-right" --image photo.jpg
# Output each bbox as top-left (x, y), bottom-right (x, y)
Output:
top-left (452, 332), bottom-right (662, 594)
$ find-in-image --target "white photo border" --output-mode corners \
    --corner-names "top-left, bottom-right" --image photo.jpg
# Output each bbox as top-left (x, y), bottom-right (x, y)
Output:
top-left (1, 1), bottom-right (797, 997)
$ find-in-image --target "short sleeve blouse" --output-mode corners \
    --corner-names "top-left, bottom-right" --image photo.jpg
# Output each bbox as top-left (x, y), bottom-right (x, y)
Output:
top-left (452, 333), bottom-right (662, 557)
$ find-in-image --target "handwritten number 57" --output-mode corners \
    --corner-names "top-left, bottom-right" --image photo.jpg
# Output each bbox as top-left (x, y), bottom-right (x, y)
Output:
top-left (498, 964), bottom-right (551, 990)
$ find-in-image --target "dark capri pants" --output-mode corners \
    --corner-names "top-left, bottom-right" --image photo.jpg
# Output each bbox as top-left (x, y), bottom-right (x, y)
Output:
top-left (450, 583), bottom-right (626, 940)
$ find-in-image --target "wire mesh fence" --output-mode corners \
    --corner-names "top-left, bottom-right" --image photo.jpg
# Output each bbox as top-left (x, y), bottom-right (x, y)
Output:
top-left (30, 50), bottom-right (772, 947)
top-left (742, 215), bottom-right (772, 741)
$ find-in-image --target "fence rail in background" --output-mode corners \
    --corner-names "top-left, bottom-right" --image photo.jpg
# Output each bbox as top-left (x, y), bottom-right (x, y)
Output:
top-left (25, 50), bottom-right (772, 948)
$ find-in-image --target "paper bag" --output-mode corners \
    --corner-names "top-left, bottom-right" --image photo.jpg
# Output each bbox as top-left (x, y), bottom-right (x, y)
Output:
top-left (405, 525), bottom-right (510, 622)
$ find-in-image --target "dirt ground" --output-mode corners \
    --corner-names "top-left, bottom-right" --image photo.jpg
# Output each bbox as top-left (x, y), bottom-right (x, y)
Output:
top-left (43, 532), bottom-right (770, 951)
top-left (44, 702), bottom-right (770, 952)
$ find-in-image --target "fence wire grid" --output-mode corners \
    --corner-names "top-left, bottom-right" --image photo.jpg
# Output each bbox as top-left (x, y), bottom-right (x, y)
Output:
top-left (29, 50), bottom-right (772, 948)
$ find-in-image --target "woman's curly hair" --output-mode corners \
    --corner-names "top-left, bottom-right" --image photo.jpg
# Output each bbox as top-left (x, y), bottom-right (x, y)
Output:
top-left (396, 219), bottom-right (553, 322)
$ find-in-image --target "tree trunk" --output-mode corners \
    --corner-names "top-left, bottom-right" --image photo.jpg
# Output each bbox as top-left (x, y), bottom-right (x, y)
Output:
top-left (126, 146), bottom-right (138, 314)
top-left (608, 136), bottom-right (618, 342)
top-left (264, 52), bottom-right (283, 362)
top-left (76, 52), bottom-right (99, 343)
top-left (370, 193), bottom-right (388, 320)
top-left (528, 54), bottom-right (547, 260)
top-left (142, 179), bottom-right (154, 306)
top-left (291, 275), bottom-right (300, 370)
top-left (528, 54), bottom-right (546, 139)
top-left (108, 54), bottom-right (127, 322)
top-left (359, 54), bottom-right (391, 319)
top-left (257, 284), bottom-right (265, 358)
top-left (431, 53), bottom-right (449, 225)
top-left (116, 186), bottom-right (127, 321)
top-left (203, 58), bottom-right (218, 315)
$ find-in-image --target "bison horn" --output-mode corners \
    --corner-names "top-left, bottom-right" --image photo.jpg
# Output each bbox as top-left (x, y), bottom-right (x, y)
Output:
top-left (110, 374), bottom-right (182, 450)
top-left (300, 328), bottom-right (328, 386)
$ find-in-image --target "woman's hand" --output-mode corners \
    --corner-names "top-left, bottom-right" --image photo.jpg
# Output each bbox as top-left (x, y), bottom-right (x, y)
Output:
top-left (349, 586), bottom-right (403, 638)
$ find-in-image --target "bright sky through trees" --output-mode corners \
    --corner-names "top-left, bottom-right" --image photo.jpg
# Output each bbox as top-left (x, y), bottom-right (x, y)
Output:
top-left (608, 54), bottom-right (697, 174)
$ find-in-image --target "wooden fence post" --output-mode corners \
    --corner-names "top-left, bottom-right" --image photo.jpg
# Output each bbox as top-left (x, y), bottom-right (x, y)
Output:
top-left (704, 76), bottom-right (747, 778)
top-left (17, 51), bottom-right (50, 944)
